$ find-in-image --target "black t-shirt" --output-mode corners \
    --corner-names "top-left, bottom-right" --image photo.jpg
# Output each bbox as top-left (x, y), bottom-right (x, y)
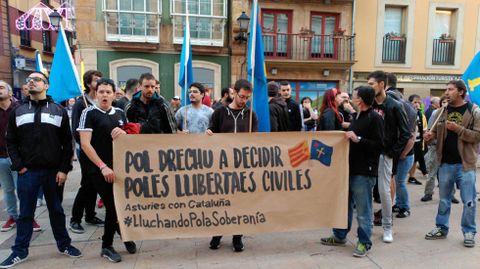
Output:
top-left (372, 102), bottom-right (386, 120)
top-left (442, 103), bottom-right (468, 164)
top-left (77, 105), bottom-right (126, 174)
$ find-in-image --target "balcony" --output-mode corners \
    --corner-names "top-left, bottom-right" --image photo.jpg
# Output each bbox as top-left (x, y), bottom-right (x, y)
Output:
top-left (261, 33), bottom-right (355, 66)
top-left (432, 38), bottom-right (455, 65)
top-left (382, 34), bottom-right (406, 64)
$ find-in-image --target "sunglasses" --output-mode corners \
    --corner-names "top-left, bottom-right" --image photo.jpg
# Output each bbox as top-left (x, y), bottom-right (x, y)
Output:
top-left (26, 77), bottom-right (47, 84)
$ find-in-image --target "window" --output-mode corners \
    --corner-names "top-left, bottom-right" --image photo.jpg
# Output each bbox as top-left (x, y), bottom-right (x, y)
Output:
top-left (43, 31), bottom-right (52, 52)
top-left (117, 65), bottom-right (152, 88)
top-left (41, 0), bottom-right (50, 5)
top-left (171, 0), bottom-right (227, 46)
top-left (193, 67), bottom-right (214, 89)
top-left (20, 16), bottom-right (31, 47)
top-left (109, 58), bottom-right (159, 88)
top-left (262, 10), bottom-right (291, 58)
top-left (432, 9), bottom-right (456, 65)
top-left (310, 13), bottom-right (338, 59)
top-left (103, 0), bottom-right (161, 43)
top-left (382, 6), bottom-right (406, 63)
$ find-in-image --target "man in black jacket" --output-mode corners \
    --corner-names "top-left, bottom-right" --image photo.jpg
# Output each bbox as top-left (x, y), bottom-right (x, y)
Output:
top-left (279, 81), bottom-right (302, 131)
top-left (70, 70), bottom-right (105, 234)
top-left (1, 72), bottom-right (81, 268)
top-left (125, 73), bottom-right (176, 134)
top-left (321, 86), bottom-right (384, 257)
top-left (207, 79), bottom-right (258, 252)
top-left (267, 82), bottom-right (289, 131)
top-left (368, 70), bottom-right (410, 244)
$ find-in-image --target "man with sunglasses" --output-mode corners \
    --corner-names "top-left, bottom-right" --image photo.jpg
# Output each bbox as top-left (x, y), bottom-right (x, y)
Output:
top-left (206, 79), bottom-right (258, 252)
top-left (1, 72), bottom-right (81, 268)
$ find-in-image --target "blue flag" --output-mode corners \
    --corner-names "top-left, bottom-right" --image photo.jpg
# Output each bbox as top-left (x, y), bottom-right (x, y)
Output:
top-left (48, 25), bottom-right (82, 102)
top-left (178, 15), bottom-right (194, 107)
top-left (463, 51), bottom-right (480, 106)
top-left (247, 0), bottom-right (271, 132)
top-left (35, 50), bottom-right (45, 73)
top-left (310, 139), bottom-right (333, 167)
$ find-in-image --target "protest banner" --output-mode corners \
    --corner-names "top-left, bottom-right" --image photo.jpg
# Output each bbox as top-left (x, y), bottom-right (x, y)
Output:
top-left (113, 132), bottom-right (349, 241)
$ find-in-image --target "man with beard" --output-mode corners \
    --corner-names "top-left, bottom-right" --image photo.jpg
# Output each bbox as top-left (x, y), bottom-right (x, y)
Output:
top-left (368, 70), bottom-right (410, 243)
top-left (1, 72), bottom-right (81, 268)
top-left (279, 81), bottom-right (302, 131)
top-left (424, 80), bottom-right (480, 248)
top-left (336, 91), bottom-right (355, 129)
top-left (212, 87), bottom-right (234, 110)
top-left (206, 79), bottom-right (258, 252)
top-left (175, 82), bottom-right (213, 133)
top-left (70, 70), bottom-right (105, 234)
top-left (126, 73), bottom-right (177, 134)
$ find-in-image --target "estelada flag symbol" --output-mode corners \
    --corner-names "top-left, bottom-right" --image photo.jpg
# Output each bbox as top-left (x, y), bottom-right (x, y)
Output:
top-left (288, 141), bottom-right (310, 168)
top-left (463, 51), bottom-right (480, 106)
top-left (310, 139), bottom-right (333, 167)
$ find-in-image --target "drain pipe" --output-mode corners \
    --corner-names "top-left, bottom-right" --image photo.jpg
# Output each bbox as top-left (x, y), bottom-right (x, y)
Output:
top-left (348, 0), bottom-right (356, 94)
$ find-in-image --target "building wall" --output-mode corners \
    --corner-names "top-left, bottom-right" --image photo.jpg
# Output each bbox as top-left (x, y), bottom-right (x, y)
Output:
top-left (0, 0), bottom-right (12, 84)
top-left (75, 0), bottom-right (230, 99)
top-left (353, 0), bottom-right (479, 98)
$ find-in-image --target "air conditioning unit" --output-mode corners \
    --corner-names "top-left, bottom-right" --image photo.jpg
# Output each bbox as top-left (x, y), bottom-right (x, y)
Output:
top-left (15, 58), bottom-right (26, 69)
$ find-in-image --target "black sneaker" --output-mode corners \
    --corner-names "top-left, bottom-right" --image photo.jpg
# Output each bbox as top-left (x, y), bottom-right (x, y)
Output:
top-left (421, 194), bottom-right (433, 202)
top-left (69, 222), bottom-right (85, 234)
top-left (451, 197), bottom-right (460, 204)
top-left (0, 253), bottom-right (27, 268)
top-left (101, 247), bottom-right (121, 263)
top-left (408, 177), bottom-right (422, 185)
top-left (232, 235), bottom-right (244, 252)
top-left (209, 236), bottom-right (222, 250)
top-left (396, 209), bottom-right (410, 218)
top-left (373, 210), bottom-right (382, 226)
top-left (392, 205), bottom-right (400, 213)
top-left (85, 216), bottom-right (105, 227)
top-left (124, 241), bottom-right (136, 254)
top-left (59, 245), bottom-right (82, 258)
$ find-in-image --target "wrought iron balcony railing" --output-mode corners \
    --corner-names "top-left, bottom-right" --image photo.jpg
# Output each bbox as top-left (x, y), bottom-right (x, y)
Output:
top-left (262, 33), bottom-right (354, 62)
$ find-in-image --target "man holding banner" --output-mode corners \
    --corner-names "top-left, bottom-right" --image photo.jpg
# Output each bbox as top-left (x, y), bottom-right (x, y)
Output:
top-left (206, 79), bottom-right (258, 251)
top-left (321, 86), bottom-right (384, 257)
top-left (78, 78), bottom-right (136, 262)
top-left (175, 82), bottom-right (213, 134)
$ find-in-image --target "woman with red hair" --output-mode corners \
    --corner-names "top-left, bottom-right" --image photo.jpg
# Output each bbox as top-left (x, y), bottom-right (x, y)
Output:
top-left (317, 88), bottom-right (343, 130)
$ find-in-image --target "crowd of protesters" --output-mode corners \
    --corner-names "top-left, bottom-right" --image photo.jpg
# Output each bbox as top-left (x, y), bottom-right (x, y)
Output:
top-left (0, 68), bottom-right (477, 268)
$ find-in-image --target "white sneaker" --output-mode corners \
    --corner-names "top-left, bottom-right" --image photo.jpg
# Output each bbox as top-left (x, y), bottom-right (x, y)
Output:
top-left (383, 230), bottom-right (393, 243)
top-left (36, 199), bottom-right (43, 207)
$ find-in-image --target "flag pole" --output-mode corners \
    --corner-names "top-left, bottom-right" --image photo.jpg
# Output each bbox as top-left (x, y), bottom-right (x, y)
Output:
top-left (249, 0), bottom-right (258, 133)
top-left (183, 0), bottom-right (189, 132)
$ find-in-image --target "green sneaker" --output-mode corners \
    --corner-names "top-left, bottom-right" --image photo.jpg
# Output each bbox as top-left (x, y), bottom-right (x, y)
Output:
top-left (353, 242), bottom-right (369, 257)
top-left (320, 235), bottom-right (346, 246)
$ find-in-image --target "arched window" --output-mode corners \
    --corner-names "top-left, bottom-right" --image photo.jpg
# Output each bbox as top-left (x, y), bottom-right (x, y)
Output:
top-left (109, 58), bottom-right (159, 88)
top-left (174, 60), bottom-right (221, 99)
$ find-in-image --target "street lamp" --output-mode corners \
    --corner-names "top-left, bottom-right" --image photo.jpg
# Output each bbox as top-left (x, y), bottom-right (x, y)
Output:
top-left (235, 11), bottom-right (250, 43)
top-left (49, 9), bottom-right (62, 30)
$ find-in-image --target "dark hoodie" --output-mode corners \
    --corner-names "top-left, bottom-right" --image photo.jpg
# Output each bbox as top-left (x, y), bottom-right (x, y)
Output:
top-left (125, 91), bottom-right (177, 134)
top-left (6, 96), bottom-right (73, 173)
top-left (269, 97), bottom-right (290, 132)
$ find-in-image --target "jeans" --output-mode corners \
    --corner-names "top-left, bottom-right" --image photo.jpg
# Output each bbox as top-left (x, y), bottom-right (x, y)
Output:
top-left (378, 154), bottom-right (393, 230)
top-left (424, 145), bottom-right (439, 195)
top-left (333, 175), bottom-right (375, 247)
top-left (12, 169), bottom-right (71, 257)
top-left (71, 152), bottom-right (98, 224)
top-left (395, 154), bottom-right (414, 210)
top-left (0, 158), bottom-right (18, 219)
top-left (436, 163), bottom-right (477, 234)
